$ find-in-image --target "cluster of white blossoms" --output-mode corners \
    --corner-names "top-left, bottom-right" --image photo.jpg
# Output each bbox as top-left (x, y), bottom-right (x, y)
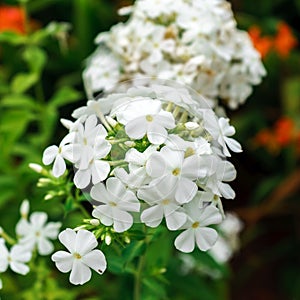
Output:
top-left (42, 83), bottom-right (242, 285)
top-left (0, 200), bottom-right (61, 289)
top-left (83, 0), bottom-right (266, 110)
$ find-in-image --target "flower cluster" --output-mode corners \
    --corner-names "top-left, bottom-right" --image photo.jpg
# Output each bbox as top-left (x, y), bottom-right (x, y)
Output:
top-left (43, 83), bottom-right (242, 284)
top-left (83, 0), bottom-right (265, 110)
top-left (0, 200), bottom-right (61, 289)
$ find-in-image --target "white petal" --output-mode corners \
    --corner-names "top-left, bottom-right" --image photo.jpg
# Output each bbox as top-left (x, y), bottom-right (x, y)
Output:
top-left (141, 205), bottom-right (163, 227)
top-left (42, 145), bottom-right (58, 165)
top-left (10, 245), bottom-right (31, 263)
top-left (195, 227), bottom-right (218, 251)
top-left (58, 229), bottom-right (76, 253)
top-left (125, 117), bottom-right (147, 140)
top-left (51, 251), bottom-right (73, 273)
top-left (10, 261), bottom-right (30, 275)
top-left (81, 249), bottom-right (107, 275)
top-left (224, 137), bottom-right (242, 153)
top-left (112, 209), bottom-right (133, 232)
top-left (15, 219), bottom-right (31, 236)
top-left (74, 169), bottom-right (91, 189)
top-left (90, 182), bottom-right (110, 203)
top-left (106, 177), bottom-right (126, 200)
top-left (175, 178), bottom-right (197, 204)
top-left (37, 238), bottom-right (53, 255)
top-left (147, 123), bottom-right (168, 145)
top-left (75, 230), bottom-right (97, 256)
top-left (30, 212), bottom-right (48, 228)
top-left (52, 155), bottom-right (66, 177)
top-left (146, 153), bottom-right (166, 177)
top-left (91, 160), bottom-right (110, 184)
top-left (165, 210), bottom-right (187, 231)
top-left (92, 206), bottom-right (113, 226)
top-left (199, 206), bottom-right (222, 226)
top-left (43, 222), bottom-right (61, 239)
top-left (218, 182), bottom-right (236, 199)
top-left (69, 259), bottom-right (91, 285)
top-left (174, 229), bottom-right (195, 253)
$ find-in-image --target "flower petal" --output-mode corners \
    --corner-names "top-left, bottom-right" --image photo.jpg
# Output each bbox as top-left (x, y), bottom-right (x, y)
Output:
top-left (81, 249), bottom-right (107, 275)
top-left (195, 227), bottom-right (218, 251)
top-left (175, 178), bottom-right (198, 204)
top-left (74, 169), bottom-right (91, 189)
top-left (165, 210), bottom-right (187, 231)
top-left (174, 228), bottom-right (195, 253)
top-left (52, 154), bottom-right (66, 177)
top-left (75, 230), bottom-right (98, 256)
top-left (37, 237), bottom-right (54, 256)
top-left (58, 228), bottom-right (76, 253)
top-left (141, 205), bottom-right (163, 227)
top-left (112, 209), bottom-right (133, 232)
top-left (42, 145), bottom-right (58, 165)
top-left (10, 261), bottom-right (30, 275)
top-left (125, 117), bottom-right (147, 140)
top-left (69, 259), bottom-right (91, 285)
top-left (51, 251), bottom-right (73, 273)
top-left (199, 206), bottom-right (222, 226)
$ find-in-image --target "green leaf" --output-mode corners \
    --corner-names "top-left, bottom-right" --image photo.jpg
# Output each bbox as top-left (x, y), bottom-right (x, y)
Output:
top-left (0, 94), bottom-right (38, 110)
top-left (0, 31), bottom-right (27, 45)
top-left (122, 240), bottom-right (146, 264)
top-left (23, 46), bottom-right (47, 74)
top-left (49, 86), bottom-right (82, 108)
top-left (281, 76), bottom-right (300, 119)
top-left (11, 73), bottom-right (39, 94)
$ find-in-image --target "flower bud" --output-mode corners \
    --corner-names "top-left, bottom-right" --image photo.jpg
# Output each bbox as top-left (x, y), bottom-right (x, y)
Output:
top-left (90, 219), bottom-right (100, 226)
top-left (20, 199), bottom-right (30, 219)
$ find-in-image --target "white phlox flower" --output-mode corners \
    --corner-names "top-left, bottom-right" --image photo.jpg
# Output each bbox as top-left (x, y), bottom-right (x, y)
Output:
top-left (138, 180), bottom-right (187, 230)
top-left (51, 229), bottom-right (107, 285)
top-left (174, 199), bottom-right (222, 253)
top-left (114, 98), bottom-right (176, 145)
top-left (146, 146), bottom-right (207, 204)
top-left (91, 178), bottom-right (140, 232)
top-left (42, 132), bottom-right (77, 177)
top-left (0, 239), bottom-right (32, 275)
top-left (16, 212), bottom-right (61, 256)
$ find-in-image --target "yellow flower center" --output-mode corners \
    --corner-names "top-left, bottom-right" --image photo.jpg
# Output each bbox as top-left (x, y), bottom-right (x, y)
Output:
top-left (192, 222), bottom-right (200, 229)
top-left (172, 168), bottom-right (180, 176)
top-left (73, 252), bottom-right (82, 259)
top-left (184, 147), bottom-right (195, 158)
top-left (162, 199), bottom-right (170, 205)
top-left (146, 115), bottom-right (153, 122)
top-left (109, 201), bottom-right (117, 207)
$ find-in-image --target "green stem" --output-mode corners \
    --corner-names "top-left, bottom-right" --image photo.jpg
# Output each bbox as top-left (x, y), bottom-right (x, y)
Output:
top-left (134, 255), bottom-right (146, 300)
top-left (0, 230), bottom-right (16, 245)
top-left (133, 226), bottom-right (148, 300)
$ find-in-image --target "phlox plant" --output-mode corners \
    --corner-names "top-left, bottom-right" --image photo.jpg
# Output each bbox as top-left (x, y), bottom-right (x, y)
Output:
top-left (37, 80), bottom-right (242, 298)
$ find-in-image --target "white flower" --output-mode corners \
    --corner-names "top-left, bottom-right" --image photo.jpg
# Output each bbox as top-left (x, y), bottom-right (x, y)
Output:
top-left (146, 146), bottom-right (206, 204)
top-left (42, 132), bottom-right (77, 177)
top-left (91, 178), bottom-right (140, 232)
top-left (203, 111), bottom-right (242, 157)
top-left (83, 48), bottom-right (121, 97)
top-left (138, 180), bottom-right (187, 230)
top-left (16, 212), bottom-right (61, 255)
top-left (174, 199), bottom-right (222, 253)
top-left (51, 229), bottom-right (107, 285)
top-left (113, 98), bottom-right (176, 144)
top-left (0, 239), bottom-right (32, 275)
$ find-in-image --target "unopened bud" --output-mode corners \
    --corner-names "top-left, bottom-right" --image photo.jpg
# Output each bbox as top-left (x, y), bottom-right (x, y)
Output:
top-left (124, 141), bottom-right (136, 147)
top-left (90, 219), bottom-right (100, 226)
top-left (29, 163), bottom-right (43, 174)
top-left (44, 194), bottom-right (54, 201)
top-left (185, 122), bottom-right (199, 130)
top-left (105, 235), bottom-right (112, 245)
top-left (20, 199), bottom-right (30, 219)
top-left (106, 116), bottom-right (118, 128)
top-left (0, 226), bottom-right (3, 235)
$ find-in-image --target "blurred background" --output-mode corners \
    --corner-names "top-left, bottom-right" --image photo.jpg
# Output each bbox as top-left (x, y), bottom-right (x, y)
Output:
top-left (0, 0), bottom-right (299, 299)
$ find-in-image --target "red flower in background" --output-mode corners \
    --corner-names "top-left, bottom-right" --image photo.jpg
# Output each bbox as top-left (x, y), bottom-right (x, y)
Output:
top-left (274, 22), bottom-right (298, 58)
top-left (0, 5), bottom-right (25, 34)
top-left (254, 116), bottom-right (300, 155)
top-left (248, 26), bottom-right (273, 59)
top-left (249, 22), bottom-right (297, 59)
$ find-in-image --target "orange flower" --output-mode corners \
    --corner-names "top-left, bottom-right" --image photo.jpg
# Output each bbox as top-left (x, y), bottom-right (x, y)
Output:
top-left (248, 26), bottom-right (273, 59)
top-left (274, 22), bottom-right (297, 58)
top-left (0, 5), bottom-right (25, 34)
top-left (274, 117), bottom-right (296, 146)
